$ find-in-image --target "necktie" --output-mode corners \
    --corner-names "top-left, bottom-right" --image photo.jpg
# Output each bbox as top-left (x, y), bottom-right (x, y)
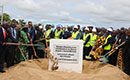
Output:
top-left (4, 29), bottom-right (6, 39)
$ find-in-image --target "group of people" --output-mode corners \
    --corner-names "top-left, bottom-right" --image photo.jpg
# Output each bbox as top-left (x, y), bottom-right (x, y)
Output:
top-left (0, 20), bottom-right (130, 76)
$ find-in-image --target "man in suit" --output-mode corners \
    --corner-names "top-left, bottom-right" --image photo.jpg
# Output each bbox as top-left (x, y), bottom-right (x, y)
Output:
top-left (27, 21), bottom-right (36, 59)
top-left (34, 26), bottom-right (47, 58)
top-left (0, 23), bottom-right (9, 73)
top-left (5, 22), bottom-right (19, 67)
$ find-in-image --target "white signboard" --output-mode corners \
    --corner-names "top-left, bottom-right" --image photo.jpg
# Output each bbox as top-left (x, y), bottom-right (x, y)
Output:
top-left (49, 39), bottom-right (83, 73)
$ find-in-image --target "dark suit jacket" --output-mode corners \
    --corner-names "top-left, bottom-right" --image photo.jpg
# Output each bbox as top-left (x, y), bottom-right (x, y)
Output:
top-left (0, 27), bottom-right (8, 45)
top-left (7, 27), bottom-right (19, 42)
top-left (34, 30), bottom-right (43, 41)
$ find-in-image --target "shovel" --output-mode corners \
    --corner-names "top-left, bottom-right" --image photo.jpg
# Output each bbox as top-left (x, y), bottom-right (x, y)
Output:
top-left (3, 42), bottom-right (42, 47)
top-left (85, 39), bottom-right (99, 60)
top-left (27, 33), bottom-right (42, 63)
top-left (44, 36), bottom-right (59, 71)
top-left (85, 46), bottom-right (95, 60)
top-left (99, 41), bottom-right (126, 63)
top-left (17, 46), bottom-right (27, 62)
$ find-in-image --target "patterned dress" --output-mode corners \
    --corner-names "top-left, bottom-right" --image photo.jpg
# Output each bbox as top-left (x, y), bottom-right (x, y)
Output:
top-left (94, 36), bottom-right (106, 59)
top-left (17, 30), bottom-right (29, 62)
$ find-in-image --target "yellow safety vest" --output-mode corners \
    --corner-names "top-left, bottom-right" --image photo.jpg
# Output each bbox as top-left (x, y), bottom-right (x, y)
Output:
top-left (83, 33), bottom-right (89, 43)
top-left (55, 29), bottom-right (62, 39)
top-left (85, 33), bottom-right (97, 47)
top-left (104, 35), bottom-right (112, 50)
top-left (45, 29), bottom-right (51, 43)
top-left (89, 33), bottom-right (97, 46)
top-left (72, 31), bottom-right (80, 40)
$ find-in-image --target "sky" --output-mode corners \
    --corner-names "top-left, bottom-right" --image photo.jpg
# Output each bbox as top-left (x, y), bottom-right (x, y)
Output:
top-left (0, 0), bottom-right (130, 29)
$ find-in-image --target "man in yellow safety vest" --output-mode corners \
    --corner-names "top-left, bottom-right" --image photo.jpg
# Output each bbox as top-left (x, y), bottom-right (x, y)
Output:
top-left (99, 28), bottom-right (113, 55)
top-left (45, 24), bottom-right (53, 46)
top-left (54, 24), bottom-right (63, 39)
top-left (82, 27), bottom-right (90, 59)
top-left (72, 25), bottom-right (80, 40)
top-left (85, 28), bottom-right (97, 59)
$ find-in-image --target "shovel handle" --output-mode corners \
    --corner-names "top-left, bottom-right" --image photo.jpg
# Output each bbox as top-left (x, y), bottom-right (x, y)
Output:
top-left (17, 46), bottom-right (27, 61)
top-left (27, 33), bottom-right (38, 58)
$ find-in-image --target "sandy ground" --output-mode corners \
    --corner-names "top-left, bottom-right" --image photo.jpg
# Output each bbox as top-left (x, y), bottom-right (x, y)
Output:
top-left (0, 59), bottom-right (129, 80)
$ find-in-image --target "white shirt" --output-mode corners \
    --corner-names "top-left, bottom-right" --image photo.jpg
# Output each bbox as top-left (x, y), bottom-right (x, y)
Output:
top-left (2, 27), bottom-right (5, 35)
top-left (11, 27), bottom-right (16, 39)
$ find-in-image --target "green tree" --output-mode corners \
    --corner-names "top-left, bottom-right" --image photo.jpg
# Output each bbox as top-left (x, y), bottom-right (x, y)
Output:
top-left (0, 13), bottom-right (11, 24)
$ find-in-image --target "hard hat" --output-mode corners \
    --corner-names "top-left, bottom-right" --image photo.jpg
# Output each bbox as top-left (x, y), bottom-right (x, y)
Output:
top-left (74, 25), bottom-right (78, 29)
top-left (92, 28), bottom-right (96, 32)
top-left (107, 28), bottom-right (113, 32)
top-left (39, 26), bottom-right (43, 29)
top-left (87, 26), bottom-right (93, 28)
top-left (56, 24), bottom-right (63, 29)
top-left (85, 27), bottom-right (89, 31)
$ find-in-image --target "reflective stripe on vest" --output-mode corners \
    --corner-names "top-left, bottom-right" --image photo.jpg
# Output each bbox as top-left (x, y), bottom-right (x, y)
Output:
top-left (85, 33), bottom-right (91, 47)
top-left (72, 31), bottom-right (80, 40)
top-left (45, 29), bottom-right (51, 42)
top-left (104, 35), bottom-right (112, 50)
top-left (55, 29), bottom-right (62, 39)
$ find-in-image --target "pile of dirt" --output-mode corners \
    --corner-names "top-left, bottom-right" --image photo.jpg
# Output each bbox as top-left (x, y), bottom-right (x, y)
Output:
top-left (0, 59), bottom-right (129, 80)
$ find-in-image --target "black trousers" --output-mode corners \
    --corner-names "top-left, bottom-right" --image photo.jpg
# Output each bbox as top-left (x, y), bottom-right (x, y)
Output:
top-left (102, 50), bottom-right (110, 55)
top-left (28, 47), bottom-right (36, 59)
top-left (109, 50), bottom-right (119, 66)
top-left (0, 46), bottom-right (6, 70)
top-left (83, 46), bottom-right (92, 60)
top-left (123, 48), bottom-right (130, 75)
top-left (5, 46), bottom-right (17, 67)
top-left (36, 50), bottom-right (45, 58)
top-left (123, 57), bottom-right (130, 75)
top-left (103, 50), bottom-right (116, 64)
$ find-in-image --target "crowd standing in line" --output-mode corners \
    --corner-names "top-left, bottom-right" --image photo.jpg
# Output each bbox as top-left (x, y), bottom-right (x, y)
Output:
top-left (0, 20), bottom-right (130, 76)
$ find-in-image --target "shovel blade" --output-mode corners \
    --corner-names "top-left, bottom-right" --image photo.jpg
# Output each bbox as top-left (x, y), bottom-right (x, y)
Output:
top-left (85, 56), bottom-right (92, 59)
top-left (99, 57), bottom-right (108, 63)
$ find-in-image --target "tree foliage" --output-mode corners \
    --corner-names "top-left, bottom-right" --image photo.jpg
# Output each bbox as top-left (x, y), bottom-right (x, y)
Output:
top-left (19, 19), bottom-right (25, 25)
top-left (0, 13), bottom-right (11, 24)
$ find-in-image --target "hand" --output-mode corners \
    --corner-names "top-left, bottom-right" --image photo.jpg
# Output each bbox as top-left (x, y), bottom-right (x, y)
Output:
top-left (67, 37), bottom-right (73, 39)
top-left (35, 40), bottom-right (38, 42)
top-left (18, 42), bottom-right (22, 45)
top-left (30, 39), bottom-right (33, 43)
top-left (3, 42), bottom-right (7, 45)
top-left (46, 37), bottom-right (50, 39)
top-left (113, 47), bottom-right (118, 50)
top-left (99, 45), bottom-right (102, 48)
top-left (115, 47), bottom-right (118, 50)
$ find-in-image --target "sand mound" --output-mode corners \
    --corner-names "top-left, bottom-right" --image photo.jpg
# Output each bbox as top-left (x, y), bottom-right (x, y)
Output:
top-left (0, 59), bottom-right (129, 80)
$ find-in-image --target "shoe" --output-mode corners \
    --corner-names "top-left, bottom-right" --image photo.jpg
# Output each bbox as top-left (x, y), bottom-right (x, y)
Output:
top-left (0, 70), bottom-right (5, 73)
